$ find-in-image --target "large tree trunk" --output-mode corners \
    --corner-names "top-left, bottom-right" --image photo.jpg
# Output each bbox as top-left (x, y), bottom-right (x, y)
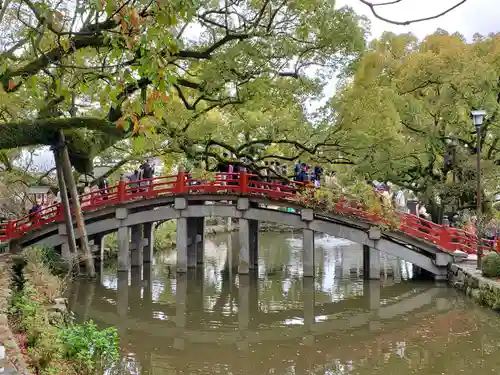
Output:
top-left (58, 131), bottom-right (95, 277)
top-left (53, 147), bottom-right (80, 275)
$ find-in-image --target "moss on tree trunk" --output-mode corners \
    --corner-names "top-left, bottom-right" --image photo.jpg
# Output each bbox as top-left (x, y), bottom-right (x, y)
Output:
top-left (0, 117), bottom-right (127, 174)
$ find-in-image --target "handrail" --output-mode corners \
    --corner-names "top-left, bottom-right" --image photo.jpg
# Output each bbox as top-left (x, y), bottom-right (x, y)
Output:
top-left (0, 171), bottom-right (494, 255)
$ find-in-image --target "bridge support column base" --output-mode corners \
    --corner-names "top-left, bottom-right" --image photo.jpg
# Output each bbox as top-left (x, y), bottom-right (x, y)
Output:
top-left (117, 226), bottom-right (130, 272)
top-left (186, 217), bottom-right (204, 268)
top-left (363, 245), bottom-right (380, 280)
top-left (92, 235), bottom-right (105, 274)
top-left (249, 219), bottom-right (259, 270)
top-left (238, 218), bottom-right (259, 274)
top-left (143, 222), bottom-right (154, 264)
top-left (196, 217), bottom-right (205, 265)
top-left (176, 217), bottom-right (188, 273)
top-left (131, 225), bottom-right (143, 267)
top-left (303, 229), bottom-right (315, 277)
top-left (61, 243), bottom-right (72, 261)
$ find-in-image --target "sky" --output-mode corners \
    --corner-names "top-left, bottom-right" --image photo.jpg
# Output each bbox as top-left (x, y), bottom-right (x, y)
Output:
top-left (340, 0), bottom-right (500, 40)
top-left (25, 0), bottom-right (500, 173)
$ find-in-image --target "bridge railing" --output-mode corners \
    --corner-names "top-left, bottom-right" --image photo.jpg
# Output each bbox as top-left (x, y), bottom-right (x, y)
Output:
top-left (0, 171), bottom-right (496, 257)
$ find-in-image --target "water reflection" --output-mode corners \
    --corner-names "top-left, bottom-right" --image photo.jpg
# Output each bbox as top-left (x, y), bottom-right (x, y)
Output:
top-left (68, 232), bottom-right (500, 375)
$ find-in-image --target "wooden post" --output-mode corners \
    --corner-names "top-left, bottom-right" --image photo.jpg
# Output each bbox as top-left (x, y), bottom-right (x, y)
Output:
top-left (58, 131), bottom-right (95, 277)
top-left (53, 147), bottom-right (80, 274)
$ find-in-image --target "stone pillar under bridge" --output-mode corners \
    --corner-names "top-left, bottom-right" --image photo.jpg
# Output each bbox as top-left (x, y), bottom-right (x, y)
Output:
top-left (174, 198), bottom-right (205, 273)
top-left (301, 209), bottom-right (316, 277)
top-left (363, 244), bottom-right (381, 280)
top-left (237, 198), bottom-right (259, 275)
top-left (142, 222), bottom-right (154, 264)
top-left (130, 224), bottom-right (143, 267)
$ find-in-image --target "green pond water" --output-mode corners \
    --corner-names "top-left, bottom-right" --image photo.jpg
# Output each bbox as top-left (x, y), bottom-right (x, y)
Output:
top-left (67, 231), bottom-right (500, 375)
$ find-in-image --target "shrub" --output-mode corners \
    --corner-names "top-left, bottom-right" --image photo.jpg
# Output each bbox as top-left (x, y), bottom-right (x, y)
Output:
top-left (59, 320), bottom-right (119, 375)
top-left (482, 252), bottom-right (500, 278)
top-left (9, 283), bottom-right (61, 373)
top-left (23, 247), bottom-right (66, 302)
top-left (9, 246), bottom-right (120, 375)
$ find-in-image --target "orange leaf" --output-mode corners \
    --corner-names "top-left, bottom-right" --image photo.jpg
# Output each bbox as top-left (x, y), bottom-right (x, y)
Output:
top-left (146, 97), bottom-right (154, 113)
top-left (130, 8), bottom-right (140, 29)
top-left (8, 79), bottom-right (15, 90)
top-left (120, 19), bottom-right (127, 34)
top-left (115, 117), bottom-right (125, 129)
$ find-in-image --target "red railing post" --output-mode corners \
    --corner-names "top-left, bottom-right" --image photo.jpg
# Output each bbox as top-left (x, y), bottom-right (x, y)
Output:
top-left (6, 220), bottom-right (15, 239)
top-left (117, 179), bottom-right (126, 202)
top-left (56, 203), bottom-right (63, 221)
top-left (176, 168), bottom-right (186, 194)
top-left (239, 170), bottom-right (248, 194)
top-left (148, 177), bottom-right (155, 196)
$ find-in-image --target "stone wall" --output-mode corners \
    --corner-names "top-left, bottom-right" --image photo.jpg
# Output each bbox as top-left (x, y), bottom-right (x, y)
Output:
top-left (0, 255), bottom-right (30, 374)
top-left (449, 262), bottom-right (500, 310)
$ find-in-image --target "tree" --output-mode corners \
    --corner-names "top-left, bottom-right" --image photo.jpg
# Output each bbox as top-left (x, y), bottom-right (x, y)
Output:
top-left (0, 0), bottom-right (367, 173)
top-left (332, 30), bottom-right (500, 220)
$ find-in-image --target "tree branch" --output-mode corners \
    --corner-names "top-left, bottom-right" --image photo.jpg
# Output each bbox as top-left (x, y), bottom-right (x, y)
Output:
top-left (0, 19), bottom-right (118, 92)
top-left (359, 0), bottom-right (467, 25)
top-left (0, 117), bottom-right (120, 149)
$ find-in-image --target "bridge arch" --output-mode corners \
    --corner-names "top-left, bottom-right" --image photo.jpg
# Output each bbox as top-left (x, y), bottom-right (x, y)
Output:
top-left (17, 195), bottom-right (452, 279)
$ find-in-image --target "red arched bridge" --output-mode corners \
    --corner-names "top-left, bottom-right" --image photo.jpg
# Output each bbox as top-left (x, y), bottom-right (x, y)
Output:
top-left (0, 171), bottom-right (489, 279)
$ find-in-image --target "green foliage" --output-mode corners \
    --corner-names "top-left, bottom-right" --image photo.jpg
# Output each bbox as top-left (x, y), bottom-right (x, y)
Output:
top-left (482, 253), bottom-right (500, 278)
top-left (9, 283), bottom-right (64, 373)
top-left (0, 0), bottom-right (367, 174)
top-left (478, 284), bottom-right (500, 310)
top-left (295, 184), bottom-right (398, 230)
top-left (332, 30), bottom-right (500, 214)
top-left (59, 320), bottom-right (119, 375)
top-left (8, 246), bottom-right (120, 375)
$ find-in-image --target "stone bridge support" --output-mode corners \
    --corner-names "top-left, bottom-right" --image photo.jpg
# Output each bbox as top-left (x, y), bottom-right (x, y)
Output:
top-left (131, 224), bottom-right (144, 267)
top-left (175, 198), bottom-right (205, 273)
top-left (116, 208), bottom-right (130, 272)
top-left (363, 244), bottom-right (381, 280)
top-left (301, 209), bottom-right (316, 277)
top-left (115, 209), bottom-right (154, 272)
top-left (237, 198), bottom-right (259, 275)
top-left (143, 222), bottom-right (154, 263)
top-left (90, 234), bottom-right (105, 277)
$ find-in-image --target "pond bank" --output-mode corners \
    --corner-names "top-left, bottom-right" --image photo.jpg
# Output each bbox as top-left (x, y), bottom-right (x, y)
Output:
top-left (449, 262), bottom-right (500, 310)
top-left (205, 221), bottom-right (298, 235)
top-left (0, 255), bottom-right (30, 374)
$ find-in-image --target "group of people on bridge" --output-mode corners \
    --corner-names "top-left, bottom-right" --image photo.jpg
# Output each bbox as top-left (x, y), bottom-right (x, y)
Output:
top-left (214, 154), bottom-right (324, 188)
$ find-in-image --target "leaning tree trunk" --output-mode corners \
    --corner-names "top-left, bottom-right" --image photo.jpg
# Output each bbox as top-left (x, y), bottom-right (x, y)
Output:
top-left (53, 146), bottom-right (80, 275)
top-left (58, 131), bottom-right (95, 277)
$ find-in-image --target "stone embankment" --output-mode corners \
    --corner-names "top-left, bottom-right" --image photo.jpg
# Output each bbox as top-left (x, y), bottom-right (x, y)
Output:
top-left (0, 255), bottom-right (30, 374)
top-left (449, 261), bottom-right (500, 310)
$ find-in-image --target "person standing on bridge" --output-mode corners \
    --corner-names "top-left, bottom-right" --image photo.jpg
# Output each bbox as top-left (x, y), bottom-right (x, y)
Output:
top-left (392, 188), bottom-right (407, 213)
top-left (139, 159), bottom-right (155, 191)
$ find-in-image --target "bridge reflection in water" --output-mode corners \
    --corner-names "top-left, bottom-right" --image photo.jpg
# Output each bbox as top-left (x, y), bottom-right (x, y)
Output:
top-left (68, 233), bottom-right (483, 375)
